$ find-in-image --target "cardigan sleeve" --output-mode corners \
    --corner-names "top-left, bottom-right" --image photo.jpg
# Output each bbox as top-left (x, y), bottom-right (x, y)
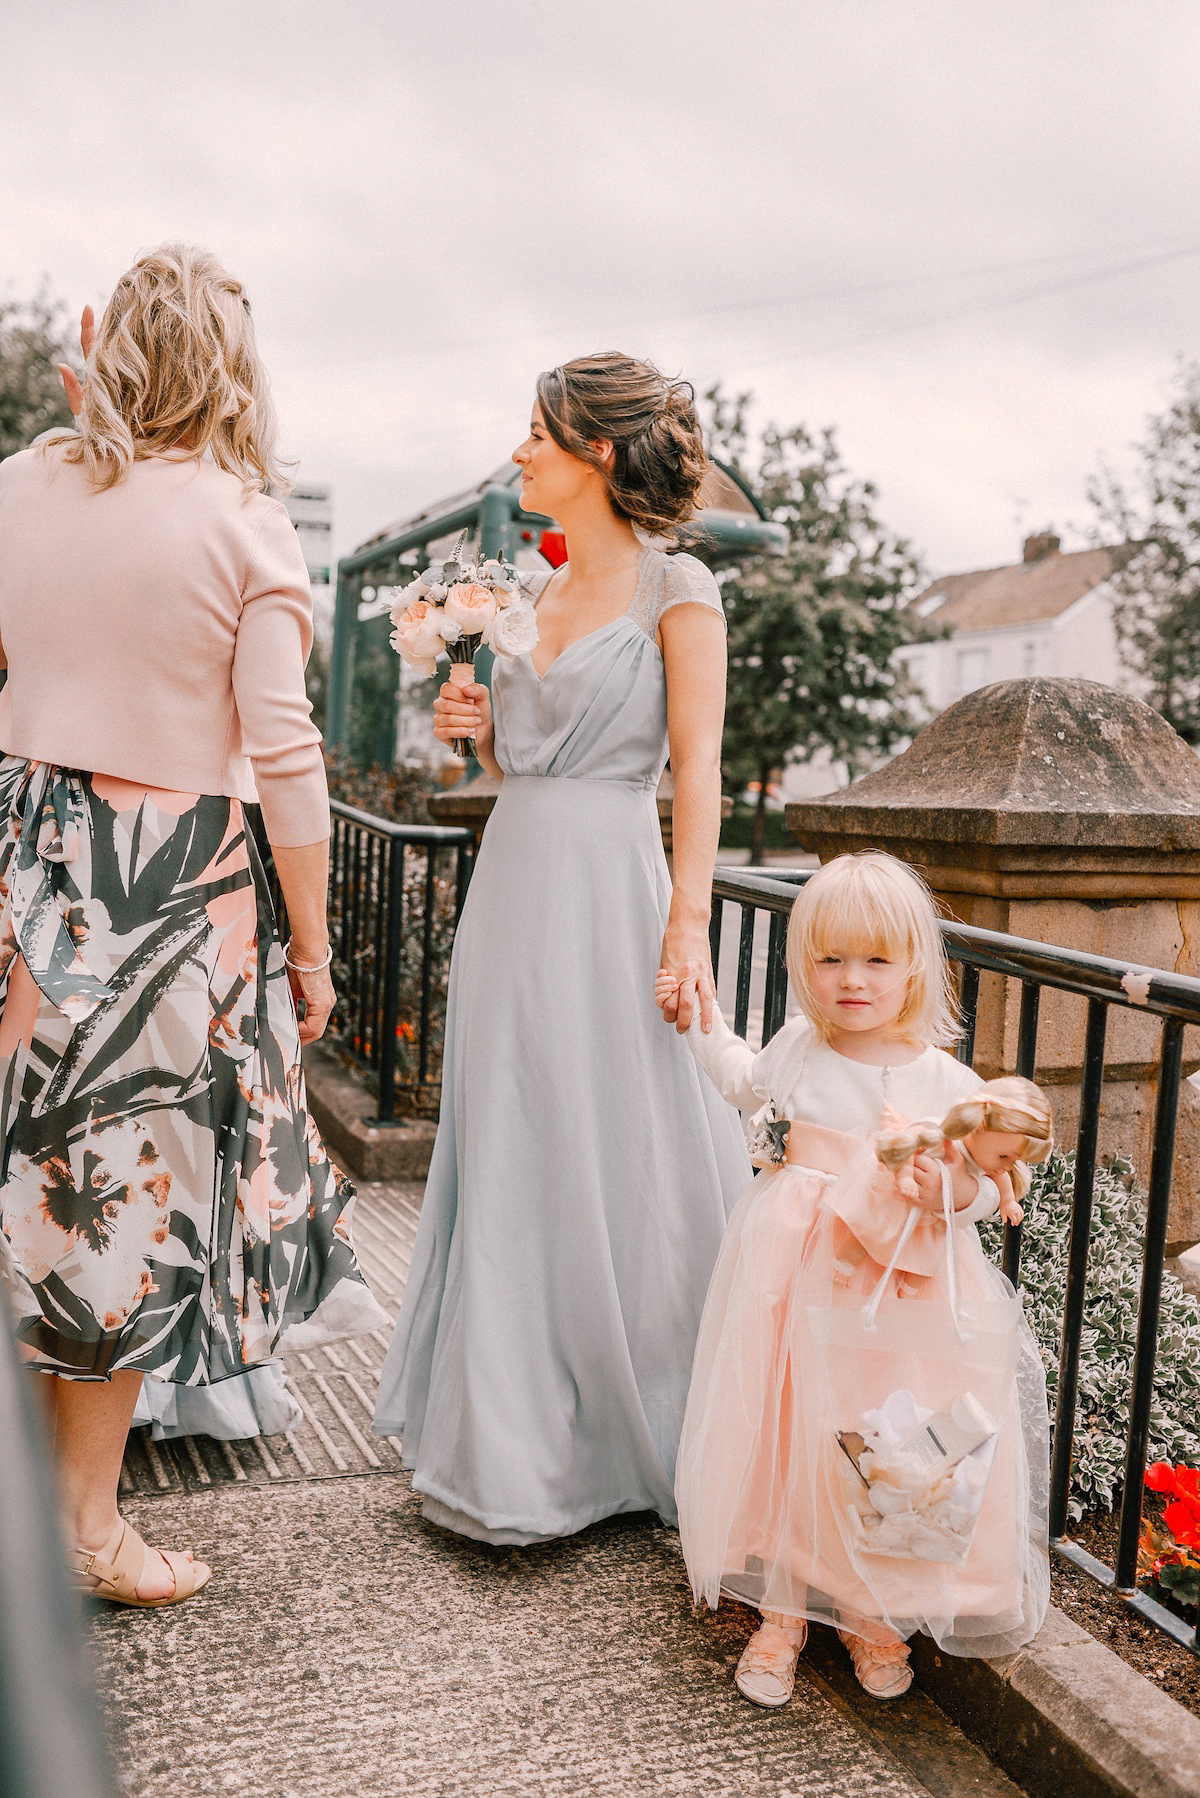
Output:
top-left (232, 502), bottom-right (330, 847)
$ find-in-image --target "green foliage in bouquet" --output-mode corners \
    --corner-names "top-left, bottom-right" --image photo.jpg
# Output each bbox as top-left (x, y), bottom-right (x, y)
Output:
top-left (978, 1151), bottom-right (1200, 1521)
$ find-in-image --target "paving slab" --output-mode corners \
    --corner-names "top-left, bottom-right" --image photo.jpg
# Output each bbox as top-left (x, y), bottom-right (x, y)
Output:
top-left (87, 1475), bottom-right (1015, 1798)
top-left (85, 1180), bottom-right (1023, 1798)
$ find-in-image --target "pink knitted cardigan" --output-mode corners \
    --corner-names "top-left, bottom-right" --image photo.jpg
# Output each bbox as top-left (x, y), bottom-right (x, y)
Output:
top-left (0, 443), bottom-right (328, 846)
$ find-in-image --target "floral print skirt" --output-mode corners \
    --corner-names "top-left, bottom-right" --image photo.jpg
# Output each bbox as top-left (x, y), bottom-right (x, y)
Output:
top-left (0, 758), bottom-right (386, 1381)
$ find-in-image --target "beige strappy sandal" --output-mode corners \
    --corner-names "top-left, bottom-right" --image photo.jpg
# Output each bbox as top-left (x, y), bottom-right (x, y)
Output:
top-left (71, 1520), bottom-right (211, 1607)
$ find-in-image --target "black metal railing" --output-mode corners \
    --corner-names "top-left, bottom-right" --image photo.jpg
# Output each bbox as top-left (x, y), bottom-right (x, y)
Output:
top-left (711, 864), bottom-right (1200, 1655)
top-left (253, 800), bottom-right (474, 1122)
top-left (327, 803), bottom-right (474, 1118)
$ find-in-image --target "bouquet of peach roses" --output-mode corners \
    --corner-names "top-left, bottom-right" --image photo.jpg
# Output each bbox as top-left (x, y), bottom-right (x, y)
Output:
top-left (389, 534), bottom-right (538, 758)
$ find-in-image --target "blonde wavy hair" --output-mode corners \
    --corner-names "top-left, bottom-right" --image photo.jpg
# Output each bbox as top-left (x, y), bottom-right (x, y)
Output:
top-left (50, 243), bottom-right (287, 493)
top-left (786, 851), bottom-right (960, 1049)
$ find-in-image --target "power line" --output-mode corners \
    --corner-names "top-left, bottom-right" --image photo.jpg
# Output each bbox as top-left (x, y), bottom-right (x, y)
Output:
top-left (727, 239), bottom-right (1200, 375)
top-left (290, 236), bottom-right (1200, 374)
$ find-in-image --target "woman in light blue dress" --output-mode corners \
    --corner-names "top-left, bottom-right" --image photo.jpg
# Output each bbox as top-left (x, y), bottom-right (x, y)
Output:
top-left (373, 354), bottom-right (750, 1543)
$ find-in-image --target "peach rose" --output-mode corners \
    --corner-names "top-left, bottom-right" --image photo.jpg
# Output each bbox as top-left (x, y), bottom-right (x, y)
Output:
top-left (442, 581), bottom-right (498, 637)
top-left (389, 598), bottom-right (445, 677)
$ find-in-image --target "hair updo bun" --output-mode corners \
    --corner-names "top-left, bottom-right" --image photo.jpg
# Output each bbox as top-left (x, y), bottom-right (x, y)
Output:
top-left (535, 352), bottom-right (708, 535)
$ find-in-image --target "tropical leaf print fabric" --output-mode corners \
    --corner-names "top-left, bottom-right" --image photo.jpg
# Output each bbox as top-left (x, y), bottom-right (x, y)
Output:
top-left (0, 758), bottom-right (385, 1381)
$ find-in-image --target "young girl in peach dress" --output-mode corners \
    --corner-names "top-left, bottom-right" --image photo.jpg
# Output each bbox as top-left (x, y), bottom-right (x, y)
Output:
top-left (667, 853), bottom-right (1050, 1707)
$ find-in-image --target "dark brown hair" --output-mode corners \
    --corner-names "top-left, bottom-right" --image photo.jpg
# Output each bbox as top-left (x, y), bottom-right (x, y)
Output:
top-left (536, 352), bottom-right (708, 534)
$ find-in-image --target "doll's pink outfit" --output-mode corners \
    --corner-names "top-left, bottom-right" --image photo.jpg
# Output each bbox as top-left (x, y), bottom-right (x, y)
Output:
top-left (677, 1010), bottom-right (1050, 1659)
top-left (827, 1137), bottom-right (997, 1279)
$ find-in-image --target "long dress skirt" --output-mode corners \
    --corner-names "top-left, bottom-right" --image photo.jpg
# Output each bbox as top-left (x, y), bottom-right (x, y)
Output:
top-left (0, 759), bottom-right (386, 1381)
top-left (373, 771), bottom-right (751, 1544)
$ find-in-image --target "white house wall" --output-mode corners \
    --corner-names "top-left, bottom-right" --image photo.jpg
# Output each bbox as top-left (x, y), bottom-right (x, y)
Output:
top-left (895, 581), bottom-right (1129, 717)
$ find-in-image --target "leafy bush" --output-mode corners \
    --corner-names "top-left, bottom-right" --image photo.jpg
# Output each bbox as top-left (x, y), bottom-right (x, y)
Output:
top-left (978, 1152), bottom-right (1200, 1520)
top-left (324, 747), bottom-right (437, 824)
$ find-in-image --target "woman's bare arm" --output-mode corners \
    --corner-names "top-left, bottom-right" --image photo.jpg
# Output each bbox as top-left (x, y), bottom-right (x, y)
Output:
top-left (271, 837), bottom-right (334, 1045)
top-left (658, 603), bottom-right (728, 1034)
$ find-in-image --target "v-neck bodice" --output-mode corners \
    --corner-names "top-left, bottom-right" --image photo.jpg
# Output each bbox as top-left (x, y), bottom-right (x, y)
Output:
top-left (491, 546), bottom-right (724, 787)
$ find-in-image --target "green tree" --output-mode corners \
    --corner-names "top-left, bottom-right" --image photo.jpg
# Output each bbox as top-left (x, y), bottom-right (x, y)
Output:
top-left (1089, 360), bottom-right (1200, 740)
top-left (702, 390), bottom-right (930, 864)
top-left (0, 288), bottom-right (76, 460)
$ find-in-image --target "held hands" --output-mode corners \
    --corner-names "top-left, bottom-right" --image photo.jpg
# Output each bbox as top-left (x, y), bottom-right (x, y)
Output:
top-left (57, 305), bottom-right (95, 417)
top-left (655, 922), bottom-right (715, 1035)
top-left (432, 678), bottom-right (492, 751)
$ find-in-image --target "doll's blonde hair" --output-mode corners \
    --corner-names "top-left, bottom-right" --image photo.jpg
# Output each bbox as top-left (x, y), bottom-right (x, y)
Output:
top-left (941, 1077), bottom-right (1054, 1167)
top-left (786, 851), bottom-right (959, 1048)
top-left (48, 243), bottom-right (287, 494)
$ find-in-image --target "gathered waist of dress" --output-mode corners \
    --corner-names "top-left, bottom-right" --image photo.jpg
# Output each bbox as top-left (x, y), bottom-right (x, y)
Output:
top-left (497, 771), bottom-right (659, 796)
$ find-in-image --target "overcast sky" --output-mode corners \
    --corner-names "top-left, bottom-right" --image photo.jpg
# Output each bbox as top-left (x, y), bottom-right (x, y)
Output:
top-left (6, 1), bottom-right (1199, 576)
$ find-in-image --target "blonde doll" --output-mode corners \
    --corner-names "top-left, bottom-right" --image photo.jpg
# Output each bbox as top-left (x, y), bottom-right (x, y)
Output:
top-left (831, 1076), bottom-right (1055, 1295)
top-left (663, 853), bottom-right (1050, 1709)
top-left (941, 1077), bottom-right (1055, 1227)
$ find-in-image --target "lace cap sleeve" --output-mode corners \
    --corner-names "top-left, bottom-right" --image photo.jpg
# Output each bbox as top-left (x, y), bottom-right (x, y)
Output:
top-left (636, 551), bottom-right (726, 637)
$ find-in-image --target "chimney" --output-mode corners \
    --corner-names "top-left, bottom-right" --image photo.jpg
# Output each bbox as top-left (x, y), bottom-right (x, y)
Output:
top-left (1023, 531), bottom-right (1061, 563)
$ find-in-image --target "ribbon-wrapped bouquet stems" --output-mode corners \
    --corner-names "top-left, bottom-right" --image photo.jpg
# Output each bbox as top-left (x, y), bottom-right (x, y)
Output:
top-left (389, 534), bottom-right (539, 759)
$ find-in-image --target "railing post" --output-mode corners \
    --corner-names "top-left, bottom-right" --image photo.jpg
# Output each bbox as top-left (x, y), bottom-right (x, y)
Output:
top-left (1115, 1016), bottom-right (1186, 1588)
top-left (955, 961), bottom-right (980, 1066)
top-left (1049, 998), bottom-right (1108, 1538)
top-left (709, 896), bottom-right (725, 984)
top-left (763, 911), bottom-right (789, 1043)
top-left (733, 905), bottom-right (757, 1041)
top-left (374, 837), bottom-right (406, 1124)
top-left (1002, 980), bottom-right (1041, 1286)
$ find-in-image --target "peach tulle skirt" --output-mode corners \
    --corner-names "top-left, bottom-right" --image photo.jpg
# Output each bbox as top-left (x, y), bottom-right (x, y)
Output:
top-left (675, 1125), bottom-right (1050, 1657)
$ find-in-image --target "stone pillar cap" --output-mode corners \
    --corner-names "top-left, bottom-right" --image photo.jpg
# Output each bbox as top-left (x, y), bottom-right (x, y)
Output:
top-left (786, 679), bottom-right (1200, 897)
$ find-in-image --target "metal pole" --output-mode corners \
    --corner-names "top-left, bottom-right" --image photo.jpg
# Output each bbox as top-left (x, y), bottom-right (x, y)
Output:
top-left (1002, 980), bottom-right (1041, 1286)
top-left (375, 838), bottom-right (406, 1124)
top-left (1115, 1017), bottom-right (1185, 1587)
top-left (327, 561), bottom-right (358, 751)
top-left (1049, 999), bottom-right (1108, 1538)
top-left (474, 485), bottom-right (517, 701)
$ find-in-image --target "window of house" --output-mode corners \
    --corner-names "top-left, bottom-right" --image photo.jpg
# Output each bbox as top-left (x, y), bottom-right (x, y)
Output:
top-left (954, 646), bottom-right (990, 693)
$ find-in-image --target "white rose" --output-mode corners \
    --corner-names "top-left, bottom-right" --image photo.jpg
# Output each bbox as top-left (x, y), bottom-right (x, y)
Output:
top-left (488, 598), bottom-right (539, 657)
top-left (436, 611), bottom-right (463, 643)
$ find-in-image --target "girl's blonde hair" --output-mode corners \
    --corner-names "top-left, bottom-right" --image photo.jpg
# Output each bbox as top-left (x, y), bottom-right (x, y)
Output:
top-left (786, 851), bottom-right (959, 1048)
top-left (49, 243), bottom-right (287, 493)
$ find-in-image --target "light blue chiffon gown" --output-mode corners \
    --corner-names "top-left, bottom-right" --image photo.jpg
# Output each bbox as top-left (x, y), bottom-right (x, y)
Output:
top-left (373, 546), bottom-right (750, 1544)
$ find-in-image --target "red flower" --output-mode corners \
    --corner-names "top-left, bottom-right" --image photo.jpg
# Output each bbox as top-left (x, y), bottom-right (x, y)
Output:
top-left (1145, 1462), bottom-right (1177, 1493)
top-left (1164, 1496), bottom-right (1200, 1550)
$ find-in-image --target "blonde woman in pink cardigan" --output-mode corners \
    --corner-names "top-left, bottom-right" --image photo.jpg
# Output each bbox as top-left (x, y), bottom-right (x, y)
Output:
top-left (0, 244), bottom-right (384, 1606)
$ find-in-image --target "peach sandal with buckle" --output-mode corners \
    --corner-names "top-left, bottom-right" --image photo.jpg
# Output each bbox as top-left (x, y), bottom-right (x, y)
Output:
top-left (71, 1520), bottom-right (211, 1608)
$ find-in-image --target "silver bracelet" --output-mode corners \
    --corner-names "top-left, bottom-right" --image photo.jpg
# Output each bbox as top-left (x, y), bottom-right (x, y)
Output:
top-left (283, 939), bottom-right (333, 974)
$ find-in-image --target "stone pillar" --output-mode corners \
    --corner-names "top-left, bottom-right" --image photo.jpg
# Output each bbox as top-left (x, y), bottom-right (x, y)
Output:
top-left (786, 678), bottom-right (1200, 1253)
